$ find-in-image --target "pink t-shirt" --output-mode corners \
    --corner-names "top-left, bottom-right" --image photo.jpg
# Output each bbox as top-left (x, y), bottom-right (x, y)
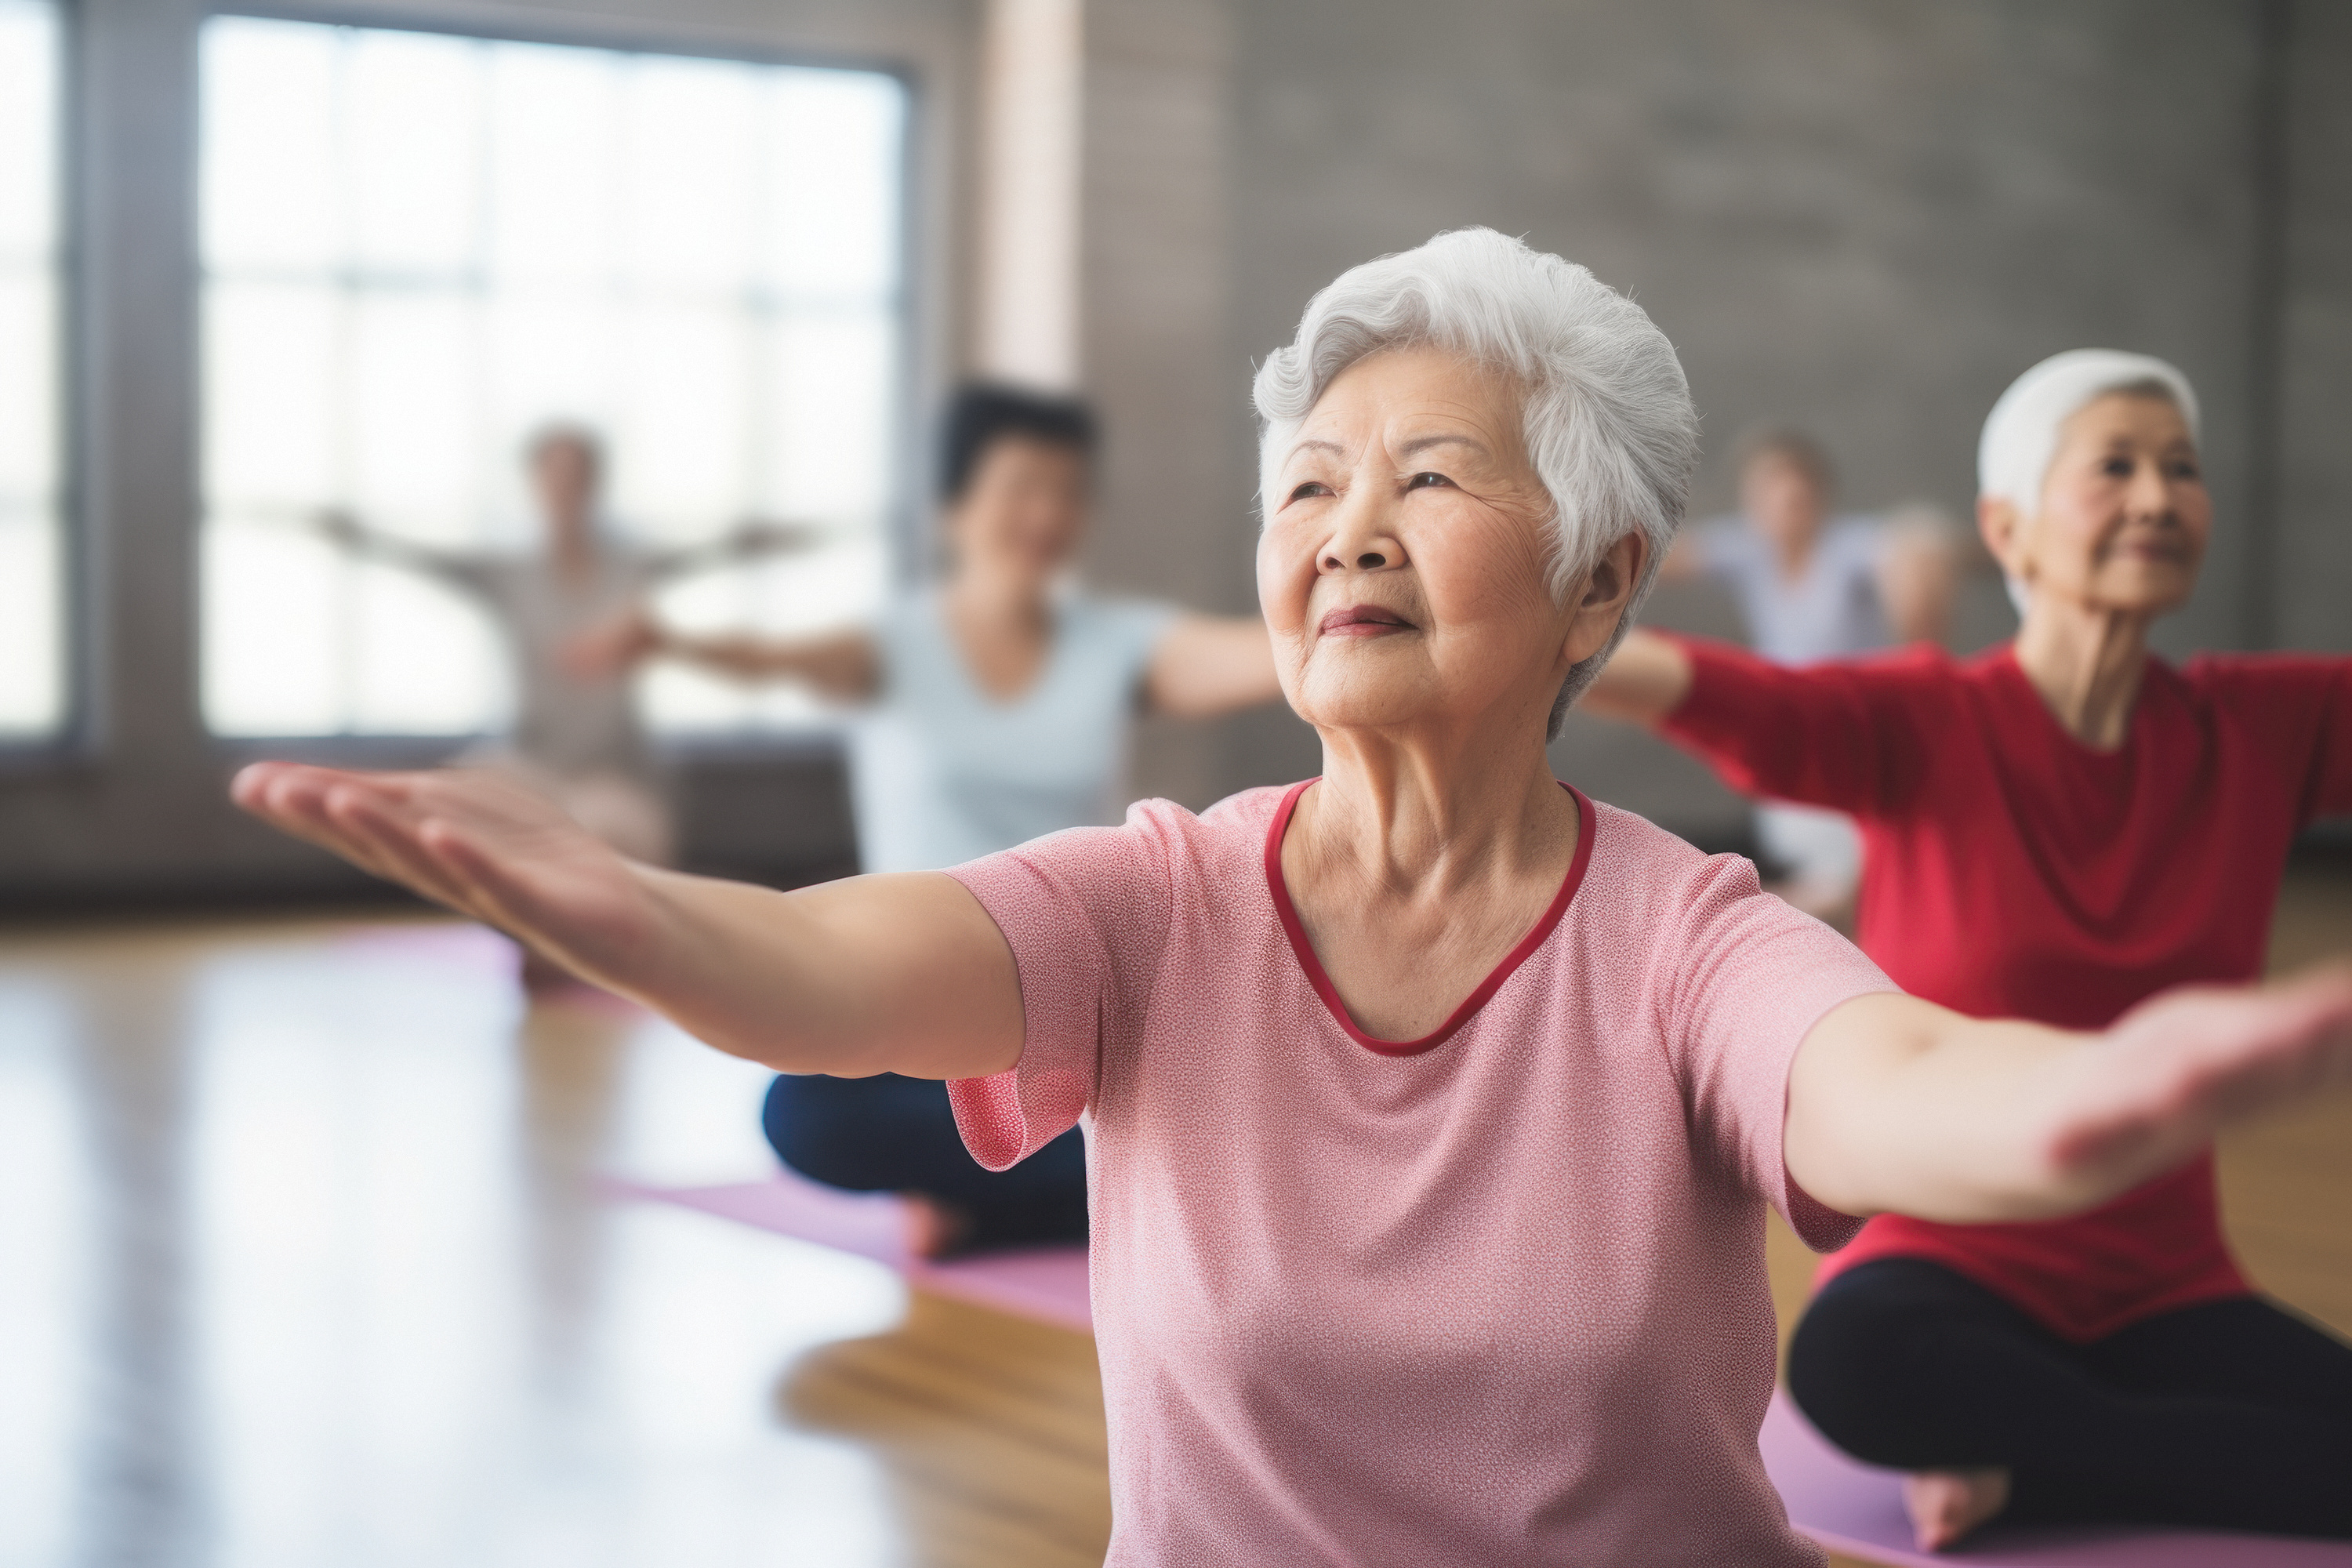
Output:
top-left (947, 781), bottom-right (1889, 1566)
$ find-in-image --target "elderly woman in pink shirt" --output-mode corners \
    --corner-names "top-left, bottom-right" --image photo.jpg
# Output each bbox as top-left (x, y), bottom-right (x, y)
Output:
top-left (232, 229), bottom-right (2352, 1567)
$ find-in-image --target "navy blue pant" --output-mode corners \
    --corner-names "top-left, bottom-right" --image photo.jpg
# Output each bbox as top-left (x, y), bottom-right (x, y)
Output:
top-left (760, 1073), bottom-right (1088, 1252)
top-left (1788, 1258), bottom-right (2352, 1538)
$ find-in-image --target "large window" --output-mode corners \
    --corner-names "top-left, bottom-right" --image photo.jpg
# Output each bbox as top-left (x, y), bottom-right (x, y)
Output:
top-left (0, 0), bottom-right (64, 741)
top-left (199, 16), bottom-right (906, 738)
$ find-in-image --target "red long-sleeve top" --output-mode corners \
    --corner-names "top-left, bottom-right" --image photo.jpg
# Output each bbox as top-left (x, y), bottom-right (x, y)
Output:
top-left (1657, 635), bottom-right (2352, 1341)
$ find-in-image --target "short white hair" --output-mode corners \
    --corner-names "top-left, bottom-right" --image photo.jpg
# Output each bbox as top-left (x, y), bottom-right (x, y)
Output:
top-left (1252, 228), bottom-right (1699, 731)
top-left (1978, 349), bottom-right (2200, 615)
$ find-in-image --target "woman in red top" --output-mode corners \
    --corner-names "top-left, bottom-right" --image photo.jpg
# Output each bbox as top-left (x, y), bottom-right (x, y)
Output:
top-left (1587, 349), bottom-right (2352, 1548)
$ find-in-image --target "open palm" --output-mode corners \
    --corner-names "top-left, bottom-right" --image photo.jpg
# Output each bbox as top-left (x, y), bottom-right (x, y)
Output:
top-left (2048, 967), bottom-right (2352, 1184)
top-left (232, 762), bottom-right (656, 983)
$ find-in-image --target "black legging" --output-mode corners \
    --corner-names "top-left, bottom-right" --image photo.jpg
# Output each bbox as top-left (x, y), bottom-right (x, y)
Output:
top-left (760, 1073), bottom-right (1088, 1253)
top-left (1788, 1258), bottom-right (2352, 1538)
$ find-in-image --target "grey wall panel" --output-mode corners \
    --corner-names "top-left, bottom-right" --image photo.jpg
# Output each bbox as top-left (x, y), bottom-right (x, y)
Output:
top-left (2277, 0), bottom-right (2352, 653)
top-left (1207, 0), bottom-right (2288, 837)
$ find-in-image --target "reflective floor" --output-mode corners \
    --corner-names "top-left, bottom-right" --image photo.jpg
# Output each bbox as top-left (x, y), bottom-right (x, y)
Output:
top-left (0, 915), bottom-right (1107, 1568)
top-left (4, 869), bottom-right (2348, 1568)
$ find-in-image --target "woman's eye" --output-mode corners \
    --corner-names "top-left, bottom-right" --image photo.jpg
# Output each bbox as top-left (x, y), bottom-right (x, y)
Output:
top-left (1287, 481), bottom-right (1332, 503)
top-left (2101, 457), bottom-right (2134, 478)
top-left (1405, 471), bottom-right (1451, 491)
top-left (2168, 459), bottom-right (2201, 481)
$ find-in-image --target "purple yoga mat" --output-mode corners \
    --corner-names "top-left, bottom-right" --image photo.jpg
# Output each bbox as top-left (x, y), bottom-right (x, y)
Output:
top-left (1762, 1389), bottom-right (2352, 1566)
top-left (621, 1173), bottom-right (2346, 1561)
top-left (611, 1173), bottom-right (1092, 1332)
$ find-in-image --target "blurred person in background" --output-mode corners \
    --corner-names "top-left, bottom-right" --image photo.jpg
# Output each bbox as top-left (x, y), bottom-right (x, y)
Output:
top-left (317, 423), bottom-right (809, 985)
top-left (1583, 350), bottom-right (2352, 1550)
top-left (1647, 430), bottom-right (1960, 919)
top-left (577, 383), bottom-right (1283, 1254)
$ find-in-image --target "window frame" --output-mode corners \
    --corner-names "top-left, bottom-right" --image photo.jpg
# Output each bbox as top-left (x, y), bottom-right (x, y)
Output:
top-left (0, 0), bottom-right (85, 769)
top-left (192, 0), bottom-right (929, 762)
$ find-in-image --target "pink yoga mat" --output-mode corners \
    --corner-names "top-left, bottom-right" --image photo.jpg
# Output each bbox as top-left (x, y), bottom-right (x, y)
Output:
top-left (611, 1173), bottom-right (1092, 1332)
top-left (1762, 1389), bottom-right (2352, 1566)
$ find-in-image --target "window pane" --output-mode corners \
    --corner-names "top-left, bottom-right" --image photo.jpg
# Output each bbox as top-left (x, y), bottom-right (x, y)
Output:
top-left (199, 16), bottom-right (908, 739)
top-left (0, 0), bottom-right (62, 740)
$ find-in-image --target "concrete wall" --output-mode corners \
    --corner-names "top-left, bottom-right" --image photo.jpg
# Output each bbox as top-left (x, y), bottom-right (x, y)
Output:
top-left (2276, 0), bottom-right (2352, 653)
top-left (1188, 0), bottom-right (2288, 834)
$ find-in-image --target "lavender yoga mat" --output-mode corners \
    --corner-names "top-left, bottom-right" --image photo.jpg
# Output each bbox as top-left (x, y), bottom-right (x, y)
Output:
top-left (1761, 1388), bottom-right (2352, 1566)
top-left (612, 1172), bottom-right (1092, 1332)
top-left (622, 1171), bottom-right (2347, 1561)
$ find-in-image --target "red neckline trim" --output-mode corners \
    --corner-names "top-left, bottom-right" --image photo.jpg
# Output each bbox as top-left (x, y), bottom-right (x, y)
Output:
top-left (1261, 778), bottom-right (1597, 1057)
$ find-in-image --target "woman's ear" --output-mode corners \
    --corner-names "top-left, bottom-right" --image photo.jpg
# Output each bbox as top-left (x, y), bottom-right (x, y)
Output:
top-left (1563, 531), bottom-right (1650, 663)
top-left (1976, 495), bottom-right (2022, 576)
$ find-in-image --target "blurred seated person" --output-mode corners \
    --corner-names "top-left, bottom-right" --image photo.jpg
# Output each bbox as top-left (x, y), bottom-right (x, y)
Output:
top-left (584, 383), bottom-right (1283, 1254)
top-left (317, 423), bottom-right (809, 980)
top-left (1652, 430), bottom-right (1960, 918)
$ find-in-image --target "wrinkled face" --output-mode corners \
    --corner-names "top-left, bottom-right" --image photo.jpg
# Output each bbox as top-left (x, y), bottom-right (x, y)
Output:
top-left (1258, 346), bottom-right (1638, 739)
top-left (1740, 451), bottom-right (1827, 555)
top-left (531, 437), bottom-right (601, 540)
top-left (1987, 392), bottom-right (2208, 619)
top-left (946, 436), bottom-right (1090, 582)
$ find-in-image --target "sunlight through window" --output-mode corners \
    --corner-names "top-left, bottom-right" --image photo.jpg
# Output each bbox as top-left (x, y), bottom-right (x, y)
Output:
top-left (0, 0), bottom-right (64, 741)
top-left (198, 17), bottom-right (906, 739)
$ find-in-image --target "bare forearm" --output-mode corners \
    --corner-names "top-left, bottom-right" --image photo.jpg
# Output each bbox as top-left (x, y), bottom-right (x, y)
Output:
top-left (1787, 996), bottom-right (2100, 1221)
top-left (1145, 616), bottom-right (1282, 718)
top-left (1576, 629), bottom-right (1693, 726)
top-left (1788, 978), bottom-right (2352, 1225)
top-left (658, 629), bottom-right (878, 700)
top-left (229, 761), bottom-right (1018, 1080)
top-left (612, 869), bottom-right (1022, 1079)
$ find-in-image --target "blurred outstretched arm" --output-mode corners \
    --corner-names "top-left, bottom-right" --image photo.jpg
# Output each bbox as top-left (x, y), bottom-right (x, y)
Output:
top-left (560, 612), bottom-right (881, 703)
top-left (310, 506), bottom-right (480, 584)
top-left (644, 518), bottom-right (826, 582)
top-left (231, 763), bottom-right (1022, 1080)
top-left (1574, 628), bottom-right (1694, 727)
top-left (1144, 615), bottom-right (1283, 719)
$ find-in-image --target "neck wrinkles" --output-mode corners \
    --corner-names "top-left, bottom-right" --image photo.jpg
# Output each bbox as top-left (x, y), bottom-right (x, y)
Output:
top-left (1294, 728), bottom-right (1573, 901)
top-left (2012, 597), bottom-right (2154, 752)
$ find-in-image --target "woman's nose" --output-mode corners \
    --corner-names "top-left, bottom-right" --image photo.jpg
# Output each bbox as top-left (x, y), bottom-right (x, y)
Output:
top-left (2128, 459), bottom-right (2177, 521)
top-left (1316, 495), bottom-right (1406, 575)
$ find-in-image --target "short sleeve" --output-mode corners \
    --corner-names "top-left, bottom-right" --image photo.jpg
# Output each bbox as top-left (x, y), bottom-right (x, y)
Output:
top-left (942, 808), bottom-right (1178, 1171)
top-left (1661, 853), bottom-right (1896, 1250)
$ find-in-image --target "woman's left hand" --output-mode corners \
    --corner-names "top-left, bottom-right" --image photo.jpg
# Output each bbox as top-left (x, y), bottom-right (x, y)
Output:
top-left (2043, 965), bottom-right (2352, 1189)
top-left (1788, 967), bottom-right (2352, 1225)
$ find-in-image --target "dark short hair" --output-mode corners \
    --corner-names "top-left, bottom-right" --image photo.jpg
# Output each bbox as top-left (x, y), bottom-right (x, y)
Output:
top-left (1732, 426), bottom-right (1835, 495)
top-left (938, 383), bottom-right (1098, 502)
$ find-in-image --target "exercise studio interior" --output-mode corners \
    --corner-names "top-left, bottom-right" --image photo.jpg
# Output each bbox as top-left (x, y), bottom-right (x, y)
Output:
top-left (7, 3), bottom-right (2352, 1566)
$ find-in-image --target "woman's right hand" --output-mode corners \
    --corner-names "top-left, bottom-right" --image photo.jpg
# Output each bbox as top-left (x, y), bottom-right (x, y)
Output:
top-left (232, 762), bottom-right (656, 985)
top-left (231, 761), bottom-right (1023, 1077)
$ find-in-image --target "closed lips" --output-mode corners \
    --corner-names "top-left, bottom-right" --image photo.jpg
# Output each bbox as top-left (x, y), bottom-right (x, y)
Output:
top-left (1319, 605), bottom-right (1414, 636)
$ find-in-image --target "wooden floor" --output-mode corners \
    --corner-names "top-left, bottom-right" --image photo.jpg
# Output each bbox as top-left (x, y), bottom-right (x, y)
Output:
top-left (4, 868), bottom-right (2347, 1568)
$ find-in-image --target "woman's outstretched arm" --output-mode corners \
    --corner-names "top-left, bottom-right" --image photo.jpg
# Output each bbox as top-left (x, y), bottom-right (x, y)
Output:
top-left (1785, 977), bottom-right (2352, 1225)
top-left (1145, 615), bottom-right (1283, 718)
top-left (230, 762), bottom-right (1020, 1080)
top-left (560, 612), bottom-right (881, 703)
top-left (1573, 628), bottom-right (1693, 726)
